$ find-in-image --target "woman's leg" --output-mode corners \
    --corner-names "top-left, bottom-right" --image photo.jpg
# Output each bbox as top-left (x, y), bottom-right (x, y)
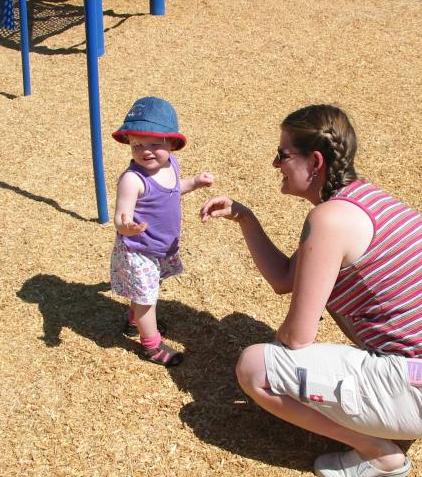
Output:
top-left (236, 343), bottom-right (406, 472)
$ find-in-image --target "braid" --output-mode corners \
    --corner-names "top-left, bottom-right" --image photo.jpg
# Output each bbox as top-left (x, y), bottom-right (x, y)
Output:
top-left (282, 105), bottom-right (358, 201)
top-left (319, 126), bottom-right (356, 201)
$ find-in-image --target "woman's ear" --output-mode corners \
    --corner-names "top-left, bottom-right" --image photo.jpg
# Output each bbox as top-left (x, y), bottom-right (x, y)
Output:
top-left (312, 150), bottom-right (325, 174)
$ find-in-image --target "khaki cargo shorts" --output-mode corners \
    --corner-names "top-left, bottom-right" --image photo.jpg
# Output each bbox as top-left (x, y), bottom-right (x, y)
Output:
top-left (264, 342), bottom-right (422, 440)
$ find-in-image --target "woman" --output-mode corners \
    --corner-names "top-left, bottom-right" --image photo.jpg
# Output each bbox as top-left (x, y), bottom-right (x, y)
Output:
top-left (200, 105), bottom-right (421, 477)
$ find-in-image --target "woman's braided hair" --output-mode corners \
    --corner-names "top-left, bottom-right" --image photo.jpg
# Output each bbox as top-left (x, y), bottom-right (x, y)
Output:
top-left (282, 105), bottom-right (358, 201)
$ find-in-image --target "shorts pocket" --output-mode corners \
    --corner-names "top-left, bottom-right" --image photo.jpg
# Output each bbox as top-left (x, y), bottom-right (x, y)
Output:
top-left (296, 367), bottom-right (339, 407)
top-left (296, 368), bottom-right (361, 416)
top-left (339, 375), bottom-right (362, 416)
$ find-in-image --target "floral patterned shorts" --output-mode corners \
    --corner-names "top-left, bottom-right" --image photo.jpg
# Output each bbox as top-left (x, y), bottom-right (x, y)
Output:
top-left (110, 238), bottom-right (183, 305)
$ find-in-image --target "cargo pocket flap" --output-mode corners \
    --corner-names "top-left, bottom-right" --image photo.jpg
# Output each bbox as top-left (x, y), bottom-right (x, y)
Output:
top-left (340, 375), bottom-right (361, 416)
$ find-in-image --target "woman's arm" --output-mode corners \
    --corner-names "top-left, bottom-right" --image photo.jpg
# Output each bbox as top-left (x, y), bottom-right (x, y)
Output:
top-left (237, 208), bottom-right (298, 294)
top-left (200, 196), bottom-right (297, 294)
top-left (276, 202), bottom-right (352, 349)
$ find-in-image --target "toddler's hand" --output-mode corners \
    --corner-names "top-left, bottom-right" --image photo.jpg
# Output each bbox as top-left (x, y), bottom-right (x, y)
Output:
top-left (194, 172), bottom-right (214, 189)
top-left (119, 213), bottom-right (148, 236)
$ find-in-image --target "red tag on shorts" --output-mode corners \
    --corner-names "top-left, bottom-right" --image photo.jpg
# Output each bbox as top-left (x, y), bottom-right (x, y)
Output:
top-left (310, 394), bottom-right (325, 402)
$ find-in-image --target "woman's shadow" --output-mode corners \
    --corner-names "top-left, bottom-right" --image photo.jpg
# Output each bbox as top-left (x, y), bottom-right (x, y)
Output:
top-left (162, 303), bottom-right (341, 471)
top-left (17, 273), bottom-right (340, 472)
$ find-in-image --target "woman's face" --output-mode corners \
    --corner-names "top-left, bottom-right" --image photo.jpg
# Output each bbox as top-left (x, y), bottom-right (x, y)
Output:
top-left (273, 129), bottom-right (316, 200)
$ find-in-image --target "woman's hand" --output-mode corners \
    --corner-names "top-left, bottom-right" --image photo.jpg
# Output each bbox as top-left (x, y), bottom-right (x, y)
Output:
top-left (200, 196), bottom-right (248, 222)
top-left (201, 195), bottom-right (297, 294)
top-left (118, 213), bottom-right (148, 236)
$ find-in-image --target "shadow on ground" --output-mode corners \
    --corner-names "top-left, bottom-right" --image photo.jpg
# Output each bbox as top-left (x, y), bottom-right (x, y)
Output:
top-left (0, 0), bottom-right (145, 55)
top-left (17, 274), bottom-right (129, 347)
top-left (0, 180), bottom-right (97, 222)
top-left (160, 300), bottom-right (343, 471)
top-left (17, 272), bottom-right (342, 472)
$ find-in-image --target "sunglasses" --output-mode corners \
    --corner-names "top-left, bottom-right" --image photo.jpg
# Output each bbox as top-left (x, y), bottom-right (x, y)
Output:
top-left (273, 148), bottom-right (303, 165)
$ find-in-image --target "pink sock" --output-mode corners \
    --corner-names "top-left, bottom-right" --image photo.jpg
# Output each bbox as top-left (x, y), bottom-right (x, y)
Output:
top-left (140, 332), bottom-right (161, 349)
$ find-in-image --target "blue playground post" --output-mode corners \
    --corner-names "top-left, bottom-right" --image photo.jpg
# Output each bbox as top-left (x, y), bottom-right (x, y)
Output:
top-left (84, 0), bottom-right (109, 224)
top-left (3, 0), bottom-right (165, 223)
top-left (95, 0), bottom-right (104, 57)
top-left (150, 0), bottom-right (165, 16)
top-left (0, 0), bottom-right (31, 94)
top-left (18, 0), bottom-right (31, 95)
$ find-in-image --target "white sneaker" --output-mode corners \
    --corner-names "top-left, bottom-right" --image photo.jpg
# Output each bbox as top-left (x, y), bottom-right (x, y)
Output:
top-left (314, 450), bottom-right (411, 477)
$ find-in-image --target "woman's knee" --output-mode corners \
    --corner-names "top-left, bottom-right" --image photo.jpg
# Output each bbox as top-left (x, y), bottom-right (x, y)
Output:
top-left (236, 343), bottom-right (267, 394)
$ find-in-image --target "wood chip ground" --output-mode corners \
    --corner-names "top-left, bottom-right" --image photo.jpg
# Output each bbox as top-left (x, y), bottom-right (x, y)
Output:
top-left (1, 1), bottom-right (421, 476)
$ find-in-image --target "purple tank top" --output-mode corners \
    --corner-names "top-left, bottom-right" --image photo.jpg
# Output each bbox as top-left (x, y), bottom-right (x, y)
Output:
top-left (119, 155), bottom-right (182, 258)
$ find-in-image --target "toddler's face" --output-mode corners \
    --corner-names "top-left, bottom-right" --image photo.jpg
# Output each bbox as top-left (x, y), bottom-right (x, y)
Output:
top-left (128, 135), bottom-right (173, 171)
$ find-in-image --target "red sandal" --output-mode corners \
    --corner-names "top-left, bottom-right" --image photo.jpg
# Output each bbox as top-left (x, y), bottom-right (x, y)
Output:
top-left (139, 341), bottom-right (183, 367)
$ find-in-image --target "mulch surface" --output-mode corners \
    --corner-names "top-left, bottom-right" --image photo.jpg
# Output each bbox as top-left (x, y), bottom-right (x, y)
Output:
top-left (1, 0), bottom-right (421, 475)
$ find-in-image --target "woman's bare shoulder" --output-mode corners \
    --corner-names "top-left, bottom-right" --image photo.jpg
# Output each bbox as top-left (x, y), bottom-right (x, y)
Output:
top-left (308, 199), bottom-right (371, 228)
top-left (306, 199), bottom-right (373, 266)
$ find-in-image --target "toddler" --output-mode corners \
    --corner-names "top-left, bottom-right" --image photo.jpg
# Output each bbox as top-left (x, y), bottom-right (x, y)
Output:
top-left (111, 96), bottom-right (213, 366)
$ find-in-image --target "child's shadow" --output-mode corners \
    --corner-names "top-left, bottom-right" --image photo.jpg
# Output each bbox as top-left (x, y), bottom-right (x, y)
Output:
top-left (17, 273), bottom-right (338, 471)
top-left (17, 273), bottom-right (131, 349)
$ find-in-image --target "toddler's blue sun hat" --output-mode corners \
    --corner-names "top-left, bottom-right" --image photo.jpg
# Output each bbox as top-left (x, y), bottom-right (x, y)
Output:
top-left (112, 96), bottom-right (187, 150)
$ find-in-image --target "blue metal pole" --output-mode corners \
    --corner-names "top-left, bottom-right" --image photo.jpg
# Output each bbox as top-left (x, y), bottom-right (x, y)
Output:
top-left (84, 0), bottom-right (109, 224)
top-left (150, 0), bottom-right (165, 15)
top-left (95, 0), bottom-right (104, 57)
top-left (18, 0), bottom-right (31, 96)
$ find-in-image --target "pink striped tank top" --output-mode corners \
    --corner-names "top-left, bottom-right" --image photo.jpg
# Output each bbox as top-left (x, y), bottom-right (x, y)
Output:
top-left (326, 180), bottom-right (422, 357)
